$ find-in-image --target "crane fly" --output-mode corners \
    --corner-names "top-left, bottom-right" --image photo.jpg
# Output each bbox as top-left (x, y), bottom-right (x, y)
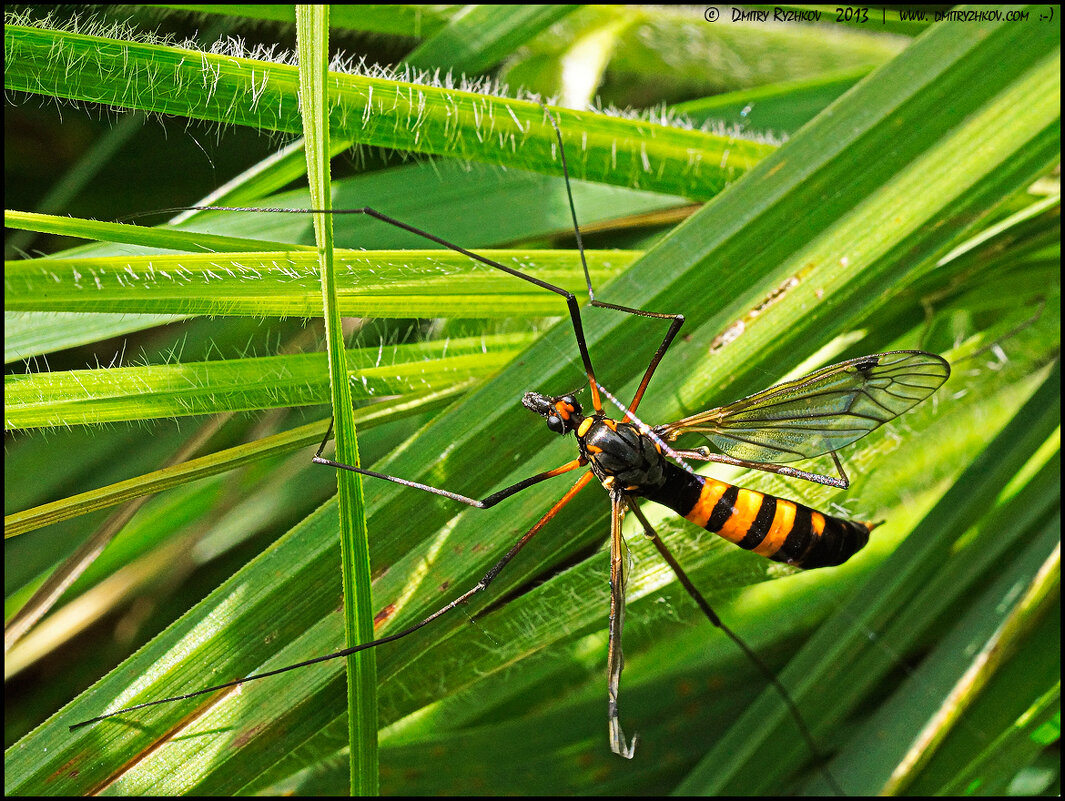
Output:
top-left (70, 107), bottom-right (950, 785)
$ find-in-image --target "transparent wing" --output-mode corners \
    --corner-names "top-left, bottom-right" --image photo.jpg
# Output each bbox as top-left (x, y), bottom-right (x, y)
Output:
top-left (606, 494), bottom-right (636, 759)
top-left (657, 350), bottom-right (950, 463)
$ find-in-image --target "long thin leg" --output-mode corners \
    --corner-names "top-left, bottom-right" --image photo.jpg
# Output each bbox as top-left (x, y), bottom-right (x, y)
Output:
top-left (313, 420), bottom-right (586, 507)
top-left (161, 110), bottom-right (682, 462)
top-left (313, 454), bottom-right (585, 508)
top-left (146, 109), bottom-right (686, 421)
top-left (70, 471), bottom-right (597, 731)
top-left (625, 500), bottom-right (845, 795)
top-left (542, 105), bottom-right (685, 413)
top-left (606, 491), bottom-right (636, 758)
top-left (615, 308), bottom-right (684, 412)
top-left (669, 447), bottom-right (852, 489)
top-left (168, 202), bottom-right (605, 412)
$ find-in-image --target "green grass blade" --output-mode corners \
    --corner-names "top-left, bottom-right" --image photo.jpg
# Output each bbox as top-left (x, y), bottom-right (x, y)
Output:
top-left (6, 335), bottom-right (528, 428)
top-left (3, 20), bottom-right (773, 200)
top-left (4, 384), bottom-right (473, 539)
top-left (295, 6), bottom-right (377, 793)
top-left (4, 245), bottom-right (637, 318)
top-left (405, 5), bottom-right (575, 74)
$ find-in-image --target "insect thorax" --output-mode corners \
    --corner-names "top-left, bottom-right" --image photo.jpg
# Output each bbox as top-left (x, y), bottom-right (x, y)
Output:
top-left (579, 418), bottom-right (668, 495)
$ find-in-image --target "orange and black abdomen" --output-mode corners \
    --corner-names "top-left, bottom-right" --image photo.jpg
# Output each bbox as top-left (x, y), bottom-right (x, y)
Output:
top-left (646, 463), bottom-right (870, 569)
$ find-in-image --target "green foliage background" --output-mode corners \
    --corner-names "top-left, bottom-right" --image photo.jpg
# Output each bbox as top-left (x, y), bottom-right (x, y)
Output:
top-left (5, 5), bottom-right (1059, 796)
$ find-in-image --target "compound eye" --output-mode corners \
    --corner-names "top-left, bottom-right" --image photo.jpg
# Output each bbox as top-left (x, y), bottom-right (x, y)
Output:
top-left (546, 415), bottom-right (566, 434)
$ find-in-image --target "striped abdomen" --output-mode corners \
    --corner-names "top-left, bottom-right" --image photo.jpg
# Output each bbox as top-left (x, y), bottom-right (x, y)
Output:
top-left (646, 463), bottom-right (870, 569)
